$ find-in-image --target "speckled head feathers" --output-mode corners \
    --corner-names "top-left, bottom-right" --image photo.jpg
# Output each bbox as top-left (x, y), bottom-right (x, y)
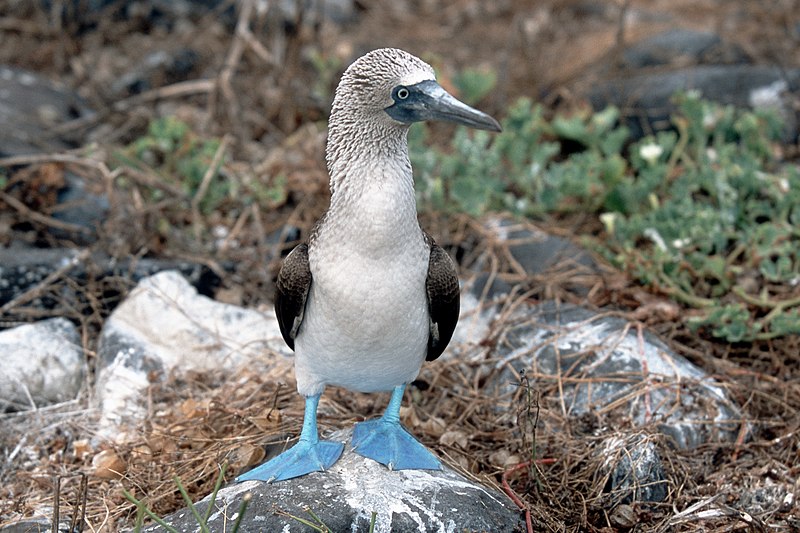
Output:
top-left (331, 48), bottom-right (435, 121)
top-left (325, 48), bottom-right (500, 191)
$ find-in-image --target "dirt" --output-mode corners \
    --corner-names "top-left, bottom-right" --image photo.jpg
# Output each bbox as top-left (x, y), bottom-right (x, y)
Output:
top-left (0, 0), bottom-right (799, 532)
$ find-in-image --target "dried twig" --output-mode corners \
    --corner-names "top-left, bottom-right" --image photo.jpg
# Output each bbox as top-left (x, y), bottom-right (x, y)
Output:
top-left (0, 191), bottom-right (93, 235)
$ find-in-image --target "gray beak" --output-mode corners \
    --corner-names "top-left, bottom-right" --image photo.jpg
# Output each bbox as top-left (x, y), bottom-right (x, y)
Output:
top-left (385, 80), bottom-right (502, 132)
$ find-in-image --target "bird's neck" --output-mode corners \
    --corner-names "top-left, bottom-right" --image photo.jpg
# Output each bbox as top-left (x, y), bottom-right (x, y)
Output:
top-left (326, 118), bottom-right (415, 209)
top-left (320, 120), bottom-right (422, 253)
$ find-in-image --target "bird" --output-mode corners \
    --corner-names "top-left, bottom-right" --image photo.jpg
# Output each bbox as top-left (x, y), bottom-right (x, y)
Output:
top-left (237, 48), bottom-right (501, 483)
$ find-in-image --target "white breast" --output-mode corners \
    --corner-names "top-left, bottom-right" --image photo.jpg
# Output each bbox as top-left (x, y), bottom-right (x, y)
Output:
top-left (293, 175), bottom-right (431, 396)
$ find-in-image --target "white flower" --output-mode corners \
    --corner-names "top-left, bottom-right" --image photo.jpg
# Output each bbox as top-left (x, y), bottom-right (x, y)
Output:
top-left (600, 212), bottom-right (618, 234)
top-left (643, 228), bottom-right (668, 252)
top-left (639, 143), bottom-right (663, 166)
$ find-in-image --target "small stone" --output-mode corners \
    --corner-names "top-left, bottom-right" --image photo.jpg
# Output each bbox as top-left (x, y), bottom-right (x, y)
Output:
top-left (92, 449), bottom-right (126, 480)
top-left (609, 503), bottom-right (639, 528)
top-left (72, 439), bottom-right (93, 461)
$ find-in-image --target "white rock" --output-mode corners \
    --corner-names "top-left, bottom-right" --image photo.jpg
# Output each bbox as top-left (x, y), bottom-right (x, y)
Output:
top-left (0, 317), bottom-right (84, 410)
top-left (95, 271), bottom-right (291, 436)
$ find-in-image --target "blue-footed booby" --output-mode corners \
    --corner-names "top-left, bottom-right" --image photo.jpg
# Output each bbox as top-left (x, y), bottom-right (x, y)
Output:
top-left (237, 48), bottom-right (501, 483)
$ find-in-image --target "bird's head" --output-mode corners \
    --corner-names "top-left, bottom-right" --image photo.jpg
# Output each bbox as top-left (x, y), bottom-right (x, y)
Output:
top-left (330, 48), bottom-right (501, 133)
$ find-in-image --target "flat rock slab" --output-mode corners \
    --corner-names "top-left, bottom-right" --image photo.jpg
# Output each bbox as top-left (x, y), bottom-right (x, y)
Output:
top-left (588, 65), bottom-right (800, 140)
top-left (144, 437), bottom-right (523, 533)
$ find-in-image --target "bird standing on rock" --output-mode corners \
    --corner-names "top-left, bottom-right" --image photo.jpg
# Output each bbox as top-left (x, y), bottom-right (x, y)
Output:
top-left (237, 48), bottom-right (501, 483)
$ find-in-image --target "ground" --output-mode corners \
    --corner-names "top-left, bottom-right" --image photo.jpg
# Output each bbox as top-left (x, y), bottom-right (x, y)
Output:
top-left (0, 0), bottom-right (799, 531)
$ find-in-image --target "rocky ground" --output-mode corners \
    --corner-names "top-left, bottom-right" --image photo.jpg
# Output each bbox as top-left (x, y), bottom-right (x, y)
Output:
top-left (1, 0), bottom-right (799, 531)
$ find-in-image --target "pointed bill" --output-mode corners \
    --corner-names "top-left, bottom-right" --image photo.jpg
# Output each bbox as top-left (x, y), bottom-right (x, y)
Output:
top-left (386, 79), bottom-right (502, 132)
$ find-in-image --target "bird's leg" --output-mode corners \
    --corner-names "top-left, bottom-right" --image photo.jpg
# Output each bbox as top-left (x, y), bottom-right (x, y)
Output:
top-left (236, 393), bottom-right (344, 483)
top-left (351, 384), bottom-right (441, 471)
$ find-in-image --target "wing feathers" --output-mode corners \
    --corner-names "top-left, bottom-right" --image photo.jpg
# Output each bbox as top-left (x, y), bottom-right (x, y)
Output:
top-left (274, 243), bottom-right (312, 350)
top-left (425, 244), bottom-right (460, 361)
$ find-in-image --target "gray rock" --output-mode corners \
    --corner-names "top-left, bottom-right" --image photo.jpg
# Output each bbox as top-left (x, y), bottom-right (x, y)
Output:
top-left (0, 247), bottom-right (221, 323)
top-left (0, 518), bottom-right (53, 533)
top-left (620, 29), bottom-right (747, 69)
top-left (144, 431), bottom-right (523, 533)
top-left (602, 435), bottom-right (668, 504)
top-left (0, 66), bottom-right (94, 157)
top-left (0, 317), bottom-right (84, 411)
top-left (0, 248), bottom-right (83, 313)
top-left (0, 65), bottom-right (103, 243)
top-left (491, 302), bottom-right (741, 449)
top-left (588, 65), bottom-right (800, 140)
top-left (495, 221), bottom-right (596, 276)
top-left (95, 270), bottom-right (290, 437)
top-left (49, 172), bottom-right (110, 244)
top-left (276, 0), bottom-right (358, 24)
top-left (52, 0), bottom-right (356, 32)
top-left (469, 217), bottom-right (597, 300)
top-left (111, 48), bottom-right (200, 96)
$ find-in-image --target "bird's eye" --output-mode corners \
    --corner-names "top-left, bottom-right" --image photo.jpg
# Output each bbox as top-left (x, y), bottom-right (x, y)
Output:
top-left (396, 87), bottom-right (410, 100)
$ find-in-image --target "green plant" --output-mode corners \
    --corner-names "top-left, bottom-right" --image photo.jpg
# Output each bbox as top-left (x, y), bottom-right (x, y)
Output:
top-left (115, 116), bottom-right (227, 214)
top-left (411, 92), bottom-right (799, 341)
top-left (607, 94), bottom-right (799, 341)
top-left (307, 49), bottom-right (344, 103)
top-left (452, 66), bottom-right (497, 106)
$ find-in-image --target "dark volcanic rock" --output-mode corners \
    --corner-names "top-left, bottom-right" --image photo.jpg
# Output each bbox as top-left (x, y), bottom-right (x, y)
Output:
top-left (0, 66), bottom-right (94, 157)
top-left (620, 29), bottom-right (747, 69)
top-left (144, 434), bottom-right (523, 533)
top-left (0, 248), bottom-right (222, 323)
top-left (589, 65), bottom-right (800, 140)
top-left (49, 171), bottom-right (110, 244)
top-left (469, 217), bottom-right (598, 299)
top-left (111, 48), bottom-right (200, 96)
top-left (603, 435), bottom-right (668, 504)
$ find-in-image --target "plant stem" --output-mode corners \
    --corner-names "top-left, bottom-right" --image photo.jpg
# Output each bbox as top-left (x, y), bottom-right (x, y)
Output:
top-left (202, 462), bottom-right (229, 523)
top-left (231, 493), bottom-right (251, 533)
top-left (122, 489), bottom-right (181, 533)
top-left (174, 476), bottom-right (211, 533)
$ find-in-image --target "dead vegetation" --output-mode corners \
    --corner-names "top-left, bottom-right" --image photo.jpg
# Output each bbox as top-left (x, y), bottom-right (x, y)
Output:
top-left (1, 0), bottom-right (799, 531)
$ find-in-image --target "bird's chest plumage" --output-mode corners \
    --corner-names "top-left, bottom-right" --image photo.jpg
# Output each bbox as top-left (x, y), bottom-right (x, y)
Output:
top-left (293, 177), bottom-right (431, 395)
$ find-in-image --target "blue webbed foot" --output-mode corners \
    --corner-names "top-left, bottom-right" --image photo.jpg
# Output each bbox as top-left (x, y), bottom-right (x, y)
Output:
top-left (236, 393), bottom-right (343, 483)
top-left (236, 438), bottom-right (344, 482)
top-left (352, 418), bottom-right (441, 471)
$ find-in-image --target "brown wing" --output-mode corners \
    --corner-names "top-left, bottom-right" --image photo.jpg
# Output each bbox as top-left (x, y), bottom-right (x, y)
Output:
top-left (274, 243), bottom-right (312, 351)
top-left (425, 241), bottom-right (460, 361)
